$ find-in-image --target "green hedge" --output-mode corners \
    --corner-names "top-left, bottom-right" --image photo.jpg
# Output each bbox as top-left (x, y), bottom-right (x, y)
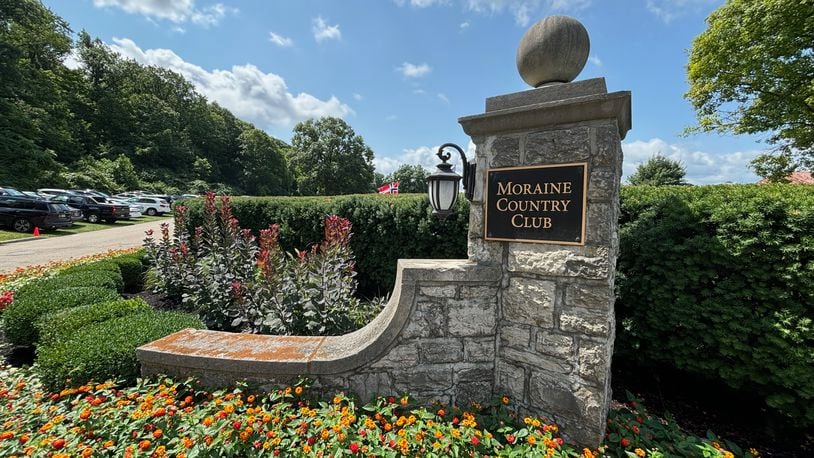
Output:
top-left (183, 194), bottom-right (469, 296)
top-left (616, 184), bottom-right (814, 426)
top-left (2, 287), bottom-right (121, 346)
top-left (109, 252), bottom-right (147, 291)
top-left (37, 311), bottom-right (205, 390)
top-left (36, 298), bottom-right (151, 347)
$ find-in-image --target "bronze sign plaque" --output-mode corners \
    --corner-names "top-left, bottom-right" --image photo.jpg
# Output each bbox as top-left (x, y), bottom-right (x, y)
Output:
top-left (485, 163), bottom-right (587, 245)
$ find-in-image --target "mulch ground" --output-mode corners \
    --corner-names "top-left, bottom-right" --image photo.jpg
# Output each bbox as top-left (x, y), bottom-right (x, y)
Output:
top-left (612, 361), bottom-right (814, 457)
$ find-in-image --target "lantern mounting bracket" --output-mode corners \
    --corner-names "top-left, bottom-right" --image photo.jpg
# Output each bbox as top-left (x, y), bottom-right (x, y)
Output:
top-left (436, 143), bottom-right (476, 201)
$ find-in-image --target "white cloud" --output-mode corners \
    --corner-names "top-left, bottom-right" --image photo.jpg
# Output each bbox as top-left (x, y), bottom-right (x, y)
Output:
top-left (268, 32), bottom-right (293, 47)
top-left (587, 55), bottom-right (602, 67)
top-left (645, 0), bottom-right (718, 23)
top-left (413, 89), bottom-right (427, 95)
top-left (92, 0), bottom-right (235, 26)
top-left (172, 25), bottom-right (186, 34)
top-left (63, 49), bottom-right (82, 70)
top-left (386, 115), bottom-right (398, 121)
top-left (312, 16), bottom-right (341, 42)
top-left (374, 141), bottom-right (476, 175)
top-left (397, 62), bottom-right (432, 78)
top-left (622, 138), bottom-right (763, 184)
top-left (397, 0), bottom-right (591, 26)
top-left (108, 37), bottom-right (353, 128)
top-left (353, 93), bottom-right (364, 101)
top-left (459, 21), bottom-right (470, 30)
top-left (437, 93), bottom-right (450, 104)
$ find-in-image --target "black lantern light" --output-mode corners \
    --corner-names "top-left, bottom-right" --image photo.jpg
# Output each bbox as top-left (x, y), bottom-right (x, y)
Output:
top-left (426, 143), bottom-right (476, 221)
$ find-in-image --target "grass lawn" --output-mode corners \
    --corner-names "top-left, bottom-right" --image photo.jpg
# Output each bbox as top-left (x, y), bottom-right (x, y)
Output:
top-left (0, 215), bottom-right (170, 243)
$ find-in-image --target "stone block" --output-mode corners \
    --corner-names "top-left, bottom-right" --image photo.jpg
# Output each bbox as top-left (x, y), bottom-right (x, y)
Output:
top-left (578, 340), bottom-right (609, 387)
top-left (565, 282), bottom-right (612, 310)
top-left (370, 343), bottom-right (419, 369)
top-left (503, 277), bottom-right (556, 327)
top-left (535, 331), bottom-right (575, 359)
top-left (419, 338), bottom-right (464, 363)
top-left (448, 297), bottom-right (497, 337)
top-left (594, 124), bottom-right (621, 167)
top-left (502, 347), bottom-right (572, 374)
top-left (587, 167), bottom-right (615, 202)
top-left (344, 372), bottom-right (395, 403)
top-left (488, 136), bottom-right (521, 167)
top-left (525, 127), bottom-right (591, 164)
top-left (508, 244), bottom-right (610, 279)
top-left (394, 366), bottom-right (453, 393)
top-left (402, 301), bottom-right (446, 339)
top-left (468, 204), bottom-right (484, 239)
top-left (528, 373), bottom-right (578, 419)
top-left (459, 285), bottom-right (498, 299)
top-left (585, 203), bottom-right (612, 245)
top-left (468, 238), bottom-right (503, 265)
top-left (559, 308), bottom-right (610, 337)
top-left (499, 324), bottom-right (531, 350)
top-left (419, 285), bottom-right (457, 299)
top-left (456, 381), bottom-right (492, 408)
top-left (456, 366), bottom-right (494, 383)
top-left (496, 360), bottom-right (525, 399)
top-left (464, 337), bottom-right (495, 362)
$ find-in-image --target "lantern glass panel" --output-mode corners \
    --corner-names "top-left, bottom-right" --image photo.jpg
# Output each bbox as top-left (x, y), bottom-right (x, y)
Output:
top-left (437, 179), bottom-right (457, 211)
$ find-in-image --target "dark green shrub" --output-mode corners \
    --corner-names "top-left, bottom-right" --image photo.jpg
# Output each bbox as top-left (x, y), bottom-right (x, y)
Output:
top-left (2, 287), bottom-right (121, 346)
top-left (616, 184), bottom-right (814, 426)
top-left (36, 297), bottom-right (151, 347)
top-left (183, 194), bottom-right (469, 296)
top-left (36, 311), bottom-right (204, 390)
top-left (107, 252), bottom-right (147, 291)
top-left (53, 270), bottom-right (124, 293)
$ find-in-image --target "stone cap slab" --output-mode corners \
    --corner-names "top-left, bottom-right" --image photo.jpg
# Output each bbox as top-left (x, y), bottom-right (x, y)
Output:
top-left (486, 78), bottom-right (607, 112)
top-left (460, 90), bottom-right (631, 139)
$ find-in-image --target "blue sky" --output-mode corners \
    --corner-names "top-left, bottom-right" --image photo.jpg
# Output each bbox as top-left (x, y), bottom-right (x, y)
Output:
top-left (48, 0), bottom-right (767, 184)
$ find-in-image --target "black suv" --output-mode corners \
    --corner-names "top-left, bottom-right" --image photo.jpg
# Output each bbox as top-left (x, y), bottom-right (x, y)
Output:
top-left (0, 197), bottom-right (73, 232)
top-left (49, 195), bottom-right (129, 223)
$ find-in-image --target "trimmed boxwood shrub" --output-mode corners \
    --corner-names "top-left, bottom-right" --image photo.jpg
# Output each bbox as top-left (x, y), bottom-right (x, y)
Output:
top-left (2, 286), bottom-right (121, 346)
top-left (108, 252), bottom-right (147, 291)
top-left (36, 298), bottom-right (151, 347)
top-left (54, 270), bottom-right (124, 292)
top-left (183, 194), bottom-right (469, 296)
top-left (616, 184), bottom-right (814, 426)
top-left (36, 310), bottom-right (205, 390)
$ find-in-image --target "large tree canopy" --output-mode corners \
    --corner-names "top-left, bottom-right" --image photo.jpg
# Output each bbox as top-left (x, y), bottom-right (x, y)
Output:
top-left (685, 0), bottom-right (814, 171)
top-left (384, 164), bottom-right (429, 194)
top-left (289, 117), bottom-right (375, 195)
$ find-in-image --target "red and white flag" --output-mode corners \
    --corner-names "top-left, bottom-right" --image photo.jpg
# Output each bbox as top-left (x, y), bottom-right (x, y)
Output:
top-left (377, 181), bottom-right (399, 194)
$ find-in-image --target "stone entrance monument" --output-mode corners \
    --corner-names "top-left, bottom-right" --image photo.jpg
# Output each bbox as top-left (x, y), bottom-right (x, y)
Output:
top-left (138, 15), bottom-right (630, 447)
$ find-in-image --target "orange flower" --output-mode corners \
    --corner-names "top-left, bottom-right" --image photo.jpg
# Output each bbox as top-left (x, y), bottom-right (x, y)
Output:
top-left (79, 409), bottom-right (91, 421)
top-left (501, 396), bottom-right (510, 405)
top-left (152, 429), bottom-right (163, 439)
top-left (295, 386), bottom-right (303, 395)
top-left (138, 439), bottom-right (151, 451)
top-left (634, 449), bottom-right (646, 457)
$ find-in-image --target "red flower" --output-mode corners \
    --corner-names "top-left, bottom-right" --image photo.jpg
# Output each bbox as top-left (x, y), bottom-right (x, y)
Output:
top-left (232, 421), bottom-right (242, 430)
top-left (52, 438), bottom-right (66, 449)
top-left (349, 443), bottom-right (360, 453)
top-left (471, 436), bottom-right (480, 446)
top-left (506, 434), bottom-right (515, 444)
top-left (621, 437), bottom-right (631, 448)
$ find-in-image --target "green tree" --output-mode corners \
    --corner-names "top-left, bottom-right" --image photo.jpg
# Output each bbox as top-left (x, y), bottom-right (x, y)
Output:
top-left (237, 127), bottom-right (292, 195)
top-left (0, 0), bottom-right (74, 189)
top-left (289, 117), bottom-right (375, 195)
top-left (384, 164), bottom-right (429, 194)
top-left (628, 155), bottom-right (687, 186)
top-left (750, 151), bottom-right (797, 183)
top-left (685, 0), bottom-right (814, 172)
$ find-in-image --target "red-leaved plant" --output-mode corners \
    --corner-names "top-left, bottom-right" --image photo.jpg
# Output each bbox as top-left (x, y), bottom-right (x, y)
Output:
top-left (144, 193), bottom-right (381, 335)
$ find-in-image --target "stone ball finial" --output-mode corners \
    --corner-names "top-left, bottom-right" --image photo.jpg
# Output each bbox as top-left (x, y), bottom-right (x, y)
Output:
top-left (516, 16), bottom-right (590, 88)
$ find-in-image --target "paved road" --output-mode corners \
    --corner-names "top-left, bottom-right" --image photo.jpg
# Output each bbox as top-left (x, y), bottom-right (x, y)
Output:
top-left (0, 219), bottom-right (173, 273)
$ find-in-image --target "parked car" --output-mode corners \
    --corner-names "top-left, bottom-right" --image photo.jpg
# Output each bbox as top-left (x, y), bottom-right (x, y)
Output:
top-left (20, 191), bottom-right (46, 199)
top-left (37, 188), bottom-right (76, 197)
top-left (71, 189), bottom-right (110, 199)
top-left (48, 195), bottom-right (129, 223)
top-left (128, 197), bottom-right (171, 216)
top-left (0, 197), bottom-right (73, 232)
top-left (0, 187), bottom-right (26, 197)
top-left (107, 198), bottom-right (142, 219)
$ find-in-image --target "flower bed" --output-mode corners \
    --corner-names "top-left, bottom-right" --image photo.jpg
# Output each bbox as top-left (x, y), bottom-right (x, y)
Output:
top-left (0, 365), bottom-right (740, 457)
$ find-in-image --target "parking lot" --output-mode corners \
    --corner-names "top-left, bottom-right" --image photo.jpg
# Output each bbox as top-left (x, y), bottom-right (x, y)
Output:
top-left (0, 218), bottom-right (173, 273)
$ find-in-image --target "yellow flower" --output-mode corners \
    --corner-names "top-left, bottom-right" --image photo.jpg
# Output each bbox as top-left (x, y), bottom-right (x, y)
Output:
top-left (528, 436), bottom-right (537, 445)
top-left (635, 448), bottom-right (646, 457)
top-left (294, 386), bottom-right (303, 395)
